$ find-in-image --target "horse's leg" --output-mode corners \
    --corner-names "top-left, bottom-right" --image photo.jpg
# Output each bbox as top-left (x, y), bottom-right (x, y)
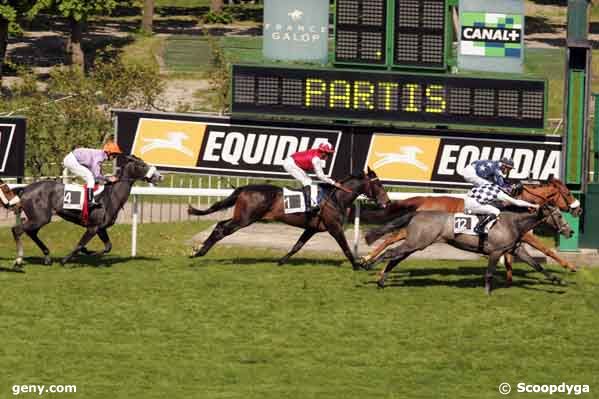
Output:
top-left (376, 244), bottom-right (418, 288)
top-left (278, 228), bottom-right (317, 265)
top-left (25, 229), bottom-right (52, 266)
top-left (192, 218), bottom-right (247, 258)
top-left (81, 228), bottom-right (112, 256)
top-left (362, 228), bottom-right (407, 263)
top-left (504, 252), bottom-right (514, 287)
top-left (521, 231), bottom-right (576, 271)
top-left (61, 226), bottom-right (99, 265)
top-left (513, 246), bottom-right (562, 285)
top-left (485, 252), bottom-right (503, 295)
top-left (327, 223), bottom-right (361, 270)
top-left (12, 217), bottom-right (52, 268)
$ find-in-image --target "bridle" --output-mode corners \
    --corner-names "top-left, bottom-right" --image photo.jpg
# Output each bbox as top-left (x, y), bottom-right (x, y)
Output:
top-left (540, 204), bottom-right (567, 234)
top-left (522, 183), bottom-right (578, 211)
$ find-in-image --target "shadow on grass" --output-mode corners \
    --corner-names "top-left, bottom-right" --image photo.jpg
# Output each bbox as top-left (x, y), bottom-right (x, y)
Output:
top-left (5, 255), bottom-right (160, 268)
top-left (363, 265), bottom-right (569, 293)
top-left (193, 256), bottom-right (345, 268)
top-left (0, 266), bottom-right (25, 273)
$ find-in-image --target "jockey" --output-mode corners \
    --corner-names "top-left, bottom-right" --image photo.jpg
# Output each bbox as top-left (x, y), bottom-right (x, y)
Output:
top-left (282, 142), bottom-right (349, 212)
top-left (62, 141), bottom-right (122, 208)
top-left (462, 157), bottom-right (515, 193)
top-left (465, 183), bottom-right (539, 234)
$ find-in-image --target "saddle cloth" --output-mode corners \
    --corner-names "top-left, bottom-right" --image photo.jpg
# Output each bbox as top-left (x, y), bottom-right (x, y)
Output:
top-left (62, 184), bottom-right (103, 211)
top-left (453, 213), bottom-right (498, 235)
top-left (283, 184), bottom-right (330, 214)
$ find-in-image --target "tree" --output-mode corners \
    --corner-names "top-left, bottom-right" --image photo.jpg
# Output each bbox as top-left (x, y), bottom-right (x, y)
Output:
top-left (54, 0), bottom-right (118, 71)
top-left (0, 1), bottom-right (49, 81)
top-left (211, 0), bottom-right (224, 13)
top-left (141, 0), bottom-right (153, 34)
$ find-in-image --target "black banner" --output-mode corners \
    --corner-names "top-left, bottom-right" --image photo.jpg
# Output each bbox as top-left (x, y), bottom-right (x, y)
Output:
top-left (0, 117), bottom-right (26, 177)
top-left (231, 65), bottom-right (546, 129)
top-left (114, 110), bottom-right (561, 188)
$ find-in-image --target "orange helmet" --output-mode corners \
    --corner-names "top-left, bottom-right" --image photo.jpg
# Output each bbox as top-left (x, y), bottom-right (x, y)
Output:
top-left (103, 141), bottom-right (122, 155)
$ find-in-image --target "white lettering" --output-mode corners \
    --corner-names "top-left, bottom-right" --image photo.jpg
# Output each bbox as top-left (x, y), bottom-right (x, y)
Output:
top-left (511, 149), bottom-right (535, 179)
top-left (221, 132), bottom-right (245, 165)
top-left (263, 135), bottom-right (279, 165)
top-left (274, 136), bottom-right (299, 165)
top-left (203, 131), bottom-right (225, 162)
top-left (540, 151), bottom-right (560, 180)
top-left (437, 145), bottom-right (460, 175)
top-left (456, 145), bottom-right (479, 174)
top-left (242, 134), bottom-right (268, 165)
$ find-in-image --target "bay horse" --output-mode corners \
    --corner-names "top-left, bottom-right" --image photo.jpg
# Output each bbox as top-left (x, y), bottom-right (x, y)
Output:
top-left (366, 205), bottom-right (573, 294)
top-left (188, 168), bottom-right (390, 270)
top-left (360, 176), bottom-right (581, 283)
top-left (12, 155), bottom-right (163, 268)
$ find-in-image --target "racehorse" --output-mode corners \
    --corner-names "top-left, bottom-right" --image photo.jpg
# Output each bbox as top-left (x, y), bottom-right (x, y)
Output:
top-left (365, 205), bottom-right (573, 294)
top-left (188, 168), bottom-right (390, 270)
top-left (12, 155), bottom-right (163, 268)
top-left (359, 176), bottom-right (581, 283)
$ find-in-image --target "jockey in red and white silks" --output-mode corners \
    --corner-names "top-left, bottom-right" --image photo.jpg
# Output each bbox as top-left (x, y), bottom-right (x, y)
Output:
top-left (282, 142), bottom-right (347, 212)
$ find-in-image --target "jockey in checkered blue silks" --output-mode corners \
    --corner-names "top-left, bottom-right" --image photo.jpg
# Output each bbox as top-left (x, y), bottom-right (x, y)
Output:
top-left (462, 157), bottom-right (538, 234)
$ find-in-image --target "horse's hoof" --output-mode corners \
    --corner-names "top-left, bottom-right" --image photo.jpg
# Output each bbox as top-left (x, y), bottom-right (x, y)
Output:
top-left (13, 263), bottom-right (24, 272)
top-left (376, 280), bottom-right (385, 289)
top-left (60, 258), bottom-right (69, 266)
top-left (43, 258), bottom-right (52, 266)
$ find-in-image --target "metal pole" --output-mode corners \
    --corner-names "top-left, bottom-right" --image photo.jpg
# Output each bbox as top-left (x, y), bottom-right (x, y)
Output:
top-left (353, 201), bottom-right (361, 257)
top-left (131, 194), bottom-right (138, 257)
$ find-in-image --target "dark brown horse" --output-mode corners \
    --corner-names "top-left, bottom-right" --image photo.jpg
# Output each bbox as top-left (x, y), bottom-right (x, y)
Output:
top-left (360, 176), bottom-right (581, 283)
top-left (188, 168), bottom-right (390, 270)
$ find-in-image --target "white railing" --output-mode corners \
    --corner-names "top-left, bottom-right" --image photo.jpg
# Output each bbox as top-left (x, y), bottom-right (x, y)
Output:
top-left (6, 183), bottom-right (465, 257)
top-left (126, 187), bottom-right (466, 256)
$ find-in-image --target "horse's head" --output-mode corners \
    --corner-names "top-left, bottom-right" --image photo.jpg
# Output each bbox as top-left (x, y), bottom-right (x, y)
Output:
top-left (361, 167), bottom-right (390, 208)
top-left (547, 175), bottom-right (582, 216)
top-left (521, 175), bottom-right (582, 216)
top-left (539, 204), bottom-right (573, 239)
top-left (117, 155), bottom-right (164, 185)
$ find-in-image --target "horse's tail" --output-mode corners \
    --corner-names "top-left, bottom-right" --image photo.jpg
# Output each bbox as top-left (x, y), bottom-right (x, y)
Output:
top-left (188, 187), bottom-right (242, 216)
top-left (365, 211), bottom-right (416, 245)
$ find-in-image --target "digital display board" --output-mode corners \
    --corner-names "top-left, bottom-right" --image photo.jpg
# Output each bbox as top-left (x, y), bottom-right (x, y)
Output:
top-left (394, 0), bottom-right (447, 68)
top-left (231, 65), bottom-right (546, 129)
top-left (335, 0), bottom-right (387, 65)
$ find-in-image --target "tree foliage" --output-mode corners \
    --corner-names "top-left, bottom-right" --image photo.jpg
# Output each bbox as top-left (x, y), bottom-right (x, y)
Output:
top-left (0, 56), bottom-right (165, 176)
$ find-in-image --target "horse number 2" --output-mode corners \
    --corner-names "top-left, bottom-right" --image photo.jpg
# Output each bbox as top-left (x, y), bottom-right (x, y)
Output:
top-left (64, 192), bottom-right (72, 204)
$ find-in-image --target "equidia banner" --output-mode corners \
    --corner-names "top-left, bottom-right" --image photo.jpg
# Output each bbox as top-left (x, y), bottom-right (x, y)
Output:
top-left (114, 110), bottom-right (562, 189)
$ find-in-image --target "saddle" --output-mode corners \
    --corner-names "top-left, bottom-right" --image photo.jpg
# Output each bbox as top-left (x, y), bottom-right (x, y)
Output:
top-left (453, 213), bottom-right (498, 235)
top-left (62, 184), bottom-right (104, 211)
top-left (283, 184), bottom-right (331, 214)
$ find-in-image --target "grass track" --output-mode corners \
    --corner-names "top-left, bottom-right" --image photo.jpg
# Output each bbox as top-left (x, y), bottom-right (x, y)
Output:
top-left (0, 221), bottom-right (598, 398)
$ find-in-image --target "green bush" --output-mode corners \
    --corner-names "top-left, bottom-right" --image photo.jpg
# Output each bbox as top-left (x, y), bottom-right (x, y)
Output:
top-left (0, 56), bottom-right (165, 177)
top-left (202, 10), bottom-right (233, 24)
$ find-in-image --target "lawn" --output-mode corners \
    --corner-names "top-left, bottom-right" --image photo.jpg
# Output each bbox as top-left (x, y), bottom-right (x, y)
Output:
top-left (0, 221), bottom-right (597, 398)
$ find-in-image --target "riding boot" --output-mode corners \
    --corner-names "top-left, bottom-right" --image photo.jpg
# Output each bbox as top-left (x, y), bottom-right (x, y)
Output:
top-left (303, 185), bottom-right (318, 213)
top-left (87, 188), bottom-right (99, 208)
top-left (474, 214), bottom-right (496, 235)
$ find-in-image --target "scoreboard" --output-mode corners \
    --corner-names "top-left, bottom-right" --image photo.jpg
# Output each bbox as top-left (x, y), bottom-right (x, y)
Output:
top-left (231, 65), bottom-right (546, 129)
top-left (335, 0), bottom-right (450, 69)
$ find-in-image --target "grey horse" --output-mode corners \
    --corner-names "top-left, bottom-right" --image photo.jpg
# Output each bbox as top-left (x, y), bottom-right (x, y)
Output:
top-left (365, 205), bottom-right (573, 294)
top-left (12, 155), bottom-right (162, 268)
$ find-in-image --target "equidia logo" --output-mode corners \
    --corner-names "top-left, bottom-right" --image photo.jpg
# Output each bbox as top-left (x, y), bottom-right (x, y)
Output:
top-left (372, 146), bottom-right (429, 172)
top-left (140, 131), bottom-right (194, 157)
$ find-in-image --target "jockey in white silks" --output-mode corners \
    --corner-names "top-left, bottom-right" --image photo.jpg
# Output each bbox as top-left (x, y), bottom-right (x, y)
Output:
top-left (462, 157), bottom-right (537, 234)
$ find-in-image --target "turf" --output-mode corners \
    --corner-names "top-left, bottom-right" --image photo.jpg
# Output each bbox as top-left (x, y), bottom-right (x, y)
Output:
top-left (0, 221), bottom-right (598, 398)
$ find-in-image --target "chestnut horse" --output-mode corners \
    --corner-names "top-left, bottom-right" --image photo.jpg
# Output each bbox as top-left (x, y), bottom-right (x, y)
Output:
top-left (360, 176), bottom-right (581, 284)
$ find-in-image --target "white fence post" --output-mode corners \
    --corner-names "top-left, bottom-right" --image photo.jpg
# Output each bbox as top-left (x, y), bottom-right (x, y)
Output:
top-left (131, 194), bottom-right (138, 257)
top-left (353, 201), bottom-right (361, 257)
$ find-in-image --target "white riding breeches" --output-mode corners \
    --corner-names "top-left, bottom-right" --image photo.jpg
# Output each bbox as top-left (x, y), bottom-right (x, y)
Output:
top-left (283, 157), bottom-right (312, 187)
top-left (462, 164), bottom-right (492, 187)
top-left (464, 197), bottom-right (501, 216)
top-left (63, 152), bottom-right (96, 188)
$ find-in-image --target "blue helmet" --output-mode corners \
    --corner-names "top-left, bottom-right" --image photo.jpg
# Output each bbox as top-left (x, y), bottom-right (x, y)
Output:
top-left (500, 157), bottom-right (514, 169)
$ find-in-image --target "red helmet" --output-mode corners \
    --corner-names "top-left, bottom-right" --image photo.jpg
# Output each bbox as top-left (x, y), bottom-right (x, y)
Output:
top-left (318, 142), bottom-right (334, 154)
